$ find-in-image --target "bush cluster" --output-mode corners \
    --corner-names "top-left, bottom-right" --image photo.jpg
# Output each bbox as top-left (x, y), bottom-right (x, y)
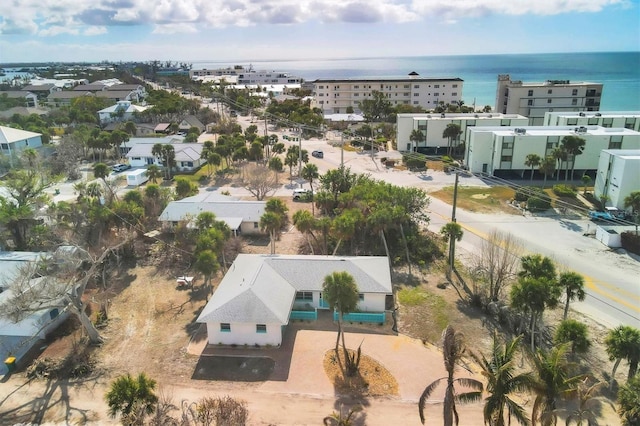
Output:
top-left (552, 184), bottom-right (577, 198)
top-left (621, 231), bottom-right (640, 255)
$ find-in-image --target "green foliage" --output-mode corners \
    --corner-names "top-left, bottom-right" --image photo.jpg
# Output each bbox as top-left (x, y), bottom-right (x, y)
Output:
top-left (194, 396), bottom-right (249, 426)
top-left (552, 184), bottom-right (577, 198)
top-left (358, 90), bottom-right (392, 122)
top-left (397, 287), bottom-right (428, 306)
top-left (105, 373), bottom-right (158, 424)
top-left (527, 194), bottom-right (551, 211)
top-left (174, 177), bottom-right (198, 200)
top-left (618, 375), bottom-right (640, 426)
top-left (403, 155), bottom-right (427, 170)
top-left (605, 325), bottom-right (640, 381)
top-left (554, 319), bottom-right (591, 354)
top-left (322, 271), bottom-right (359, 316)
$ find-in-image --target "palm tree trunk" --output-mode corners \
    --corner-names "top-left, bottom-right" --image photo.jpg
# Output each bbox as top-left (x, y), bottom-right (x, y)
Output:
top-left (563, 298), bottom-right (570, 320)
top-left (332, 239), bottom-right (342, 256)
top-left (610, 358), bottom-right (622, 389)
top-left (400, 224), bottom-right (411, 277)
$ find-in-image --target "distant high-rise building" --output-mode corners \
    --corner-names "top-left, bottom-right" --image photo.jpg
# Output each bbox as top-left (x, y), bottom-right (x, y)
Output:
top-left (495, 74), bottom-right (603, 125)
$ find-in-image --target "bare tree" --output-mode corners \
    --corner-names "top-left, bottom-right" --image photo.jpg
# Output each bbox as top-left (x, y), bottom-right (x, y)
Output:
top-left (0, 237), bottom-right (134, 344)
top-left (242, 164), bottom-right (279, 201)
top-left (471, 230), bottom-right (522, 304)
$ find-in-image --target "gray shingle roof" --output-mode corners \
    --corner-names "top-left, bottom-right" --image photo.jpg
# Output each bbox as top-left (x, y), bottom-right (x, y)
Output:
top-left (125, 141), bottom-right (202, 162)
top-left (197, 254), bottom-right (392, 325)
top-left (159, 198), bottom-right (265, 225)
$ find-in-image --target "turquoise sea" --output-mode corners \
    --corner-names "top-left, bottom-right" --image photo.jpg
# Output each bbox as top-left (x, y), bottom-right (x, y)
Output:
top-left (195, 51), bottom-right (640, 111)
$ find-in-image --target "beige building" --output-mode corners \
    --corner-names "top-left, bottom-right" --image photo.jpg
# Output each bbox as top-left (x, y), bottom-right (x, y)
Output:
top-left (312, 74), bottom-right (463, 114)
top-left (543, 111), bottom-right (640, 131)
top-left (495, 75), bottom-right (603, 125)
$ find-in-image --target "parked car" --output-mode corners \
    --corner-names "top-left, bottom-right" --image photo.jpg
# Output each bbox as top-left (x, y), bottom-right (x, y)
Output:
top-left (312, 150), bottom-right (324, 158)
top-left (292, 188), bottom-right (312, 201)
top-left (112, 164), bottom-right (131, 173)
top-left (588, 207), bottom-right (628, 221)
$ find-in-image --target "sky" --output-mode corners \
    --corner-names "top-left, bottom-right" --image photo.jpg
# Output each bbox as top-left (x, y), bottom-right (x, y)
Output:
top-left (0, 0), bottom-right (639, 63)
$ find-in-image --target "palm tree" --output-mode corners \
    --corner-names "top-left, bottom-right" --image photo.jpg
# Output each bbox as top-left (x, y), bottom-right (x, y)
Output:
top-left (528, 344), bottom-right (584, 426)
top-left (558, 272), bottom-right (586, 320)
top-left (419, 326), bottom-right (483, 425)
top-left (605, 325), bottom-right (640, 382)
top-left (624, 191), bottom-right (640, 216)
top-left (470, 334), bottom-right (533, 426)
top-left (194, 249), bottom-right (219, 297)
top-left (441, 222), bottom-right (463, 276)
top-left (617, 375), bottom-right (640, 425)
top-left (301, 163), bottom-right (319, 214)
top-left (323, 271), bottom-right (361, 376)
top-left (525, 154), bottom-right (542, 182)
top-left (552, 147), bottom-right (567, 182)
top-left (580, 175), bottom-right (591, 196)
top-left (206, 152), bottom-right (222, 177)
top-left (562, 379), bottom-right (606, 426)
top-left (323, 405), bottom-right (362, 426)
top-left (268, 156), bottom-right (283, 184)
top-left (539, 156), bottom-right (556, 188)
top-left (443, 123), bottom-right (462, 157)
top-left (409, 129), bottom-right (425, 152)
top-left (259, 211), bottom-right (282, 254)
top-left (105, 372), bottom-right (158, 425)
top-left (146, 165), bottom-right (162, 184)
top-left (292, 209), bottom-right (320, 254)
top-left (519, 254), bottom-right (556, 281)
top-left (560, 136), bottom-right (586, 181)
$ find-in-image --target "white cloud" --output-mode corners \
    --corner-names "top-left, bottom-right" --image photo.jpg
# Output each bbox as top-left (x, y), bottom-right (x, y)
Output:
top-left (0, 0), bottom-right (630, 36)
top-left (84, 26), bottom-right (108, 36)
top-left (38, 26), bottom-right (80, 37)
top-left (152, 23), bottom-right (198, 34)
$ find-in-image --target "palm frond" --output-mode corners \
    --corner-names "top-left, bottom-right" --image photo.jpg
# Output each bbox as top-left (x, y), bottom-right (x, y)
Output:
top-left (419, 378), bottom-right (445, 424)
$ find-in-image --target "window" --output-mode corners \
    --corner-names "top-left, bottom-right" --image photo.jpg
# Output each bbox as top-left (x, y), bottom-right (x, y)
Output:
top-left (452, 84), bottom-right (458, 88)
top-left (528, 90), bottom-right (533, 96)
top-left (501, 155), bottom-right (513, 162)
top-left (253, 222), bottom-right (259, 228)
top-left (434, 84), bottom-right (440, 88)
top-left (414, 85), bottom-right (419, 89)
top-left (413, 93), bottom-right (419, 96)
top-left (567, 118), bottom-right (578, 126)
top-left (434, 93), bottom-right (439, 97)
top-left (295, 291), bottom-right (313, 301)
top-left (547, 99), bottom-right (552, 104)
top-left (413, 101), bottom-right (419, 105)
top-left (625, 118), bottom-right (636, 129)
top-left (220, 323), bottom-right (231, 332)
top-left (572, 99), bottom-right (577, 105)
top-left (572, 89), bottom-right (578, 95)
top-left (358, 293), bottom-right (365, 301)
top-left (354, 93), bottom-right (359, 97)
top-left (527, 100), bottom-right (533, 106)
top-left (452, 92), bottom-right (457, 96)
top-left (404, 85), bottom-right (410, 88)
top-left (256, 324), bottom-right (267, 333)
top-left (354, 85), bottom-right (359, 89)
top-left (502, 142), bottom-right (513, 149)
top-left (403, 92), bottom-right (410, 96)
top-left (501, 119), bottom-right (510, 126)
top-left (602, 118), bottom-right (613, 128)
top-left (318, 85), bottom-right (324, 89)
top-left (588, 117), bottom-right (598, 125)
top-left (609, 135), bottom-right (623, 149)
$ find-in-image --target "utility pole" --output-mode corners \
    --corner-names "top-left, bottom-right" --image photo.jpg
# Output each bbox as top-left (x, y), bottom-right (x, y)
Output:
top-left (298, 127), bottom-right (302, 176)
top-left (340, 132), bottom-right (344, 167)
top-left (449, 172), bottom-right (460, 276)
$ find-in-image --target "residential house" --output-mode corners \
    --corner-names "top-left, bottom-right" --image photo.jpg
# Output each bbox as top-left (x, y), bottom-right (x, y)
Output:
top-left (159, 192), bottom-right (264, 235)
top-left (312, 73), bottom-right (464, 114)
top-left (0, 251), bottom-right (69, 375)
top-left (197, 254), bottom-right (392, 347)
top-left (154, 123), bottom-right (171, 134)
top-left (178, 115), bottom-right (205, 133)
top-left (594, 149), bottom-right (640, 211)
top-left (396, 112), bottom-right (529, 154)
top-left (0, 126), bottom-right (43, 160)
top-left (95, 90), bottom-right (136, 103)
top-left (98, 101), bottom-right (149, 124)
top-left (73, 83), bottom-right (107, 93)
top-left (47, 91), bottom-right (93, 107)
top-left (106, 84), bottom-right (146, 102)
top-left (465, 126), bottom-right (640, 178)
top-left (495, 75), bottom-right (603, 125)
top-left (0, 91), bottom-right (38, 108)
top-left (125, 138), bottom-right (203, 171)
top-left (0, 107), bottom-right (48, 120)
top-left (21, 84), bottom-right (60, 100)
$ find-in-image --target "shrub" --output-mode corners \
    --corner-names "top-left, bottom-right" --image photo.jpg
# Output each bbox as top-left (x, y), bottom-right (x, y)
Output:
top-left (402, 155), bottom-right (426, 170)
top-left (514, 188), bottom-right (532, 202)
top-left (621, 231), bottom-right (640, 255)
top-left (527, 195), bottom-right (551, 211)
top-left (553, 184), bottom-right (577, 198)
top-left (554, 319), bottom-right (591, 354)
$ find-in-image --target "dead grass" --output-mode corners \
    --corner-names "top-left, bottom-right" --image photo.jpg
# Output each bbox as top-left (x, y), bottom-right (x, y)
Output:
top-left (323, 349), bottom-right (399, 397)
top-left (430, 186), bottom-right (517, 214)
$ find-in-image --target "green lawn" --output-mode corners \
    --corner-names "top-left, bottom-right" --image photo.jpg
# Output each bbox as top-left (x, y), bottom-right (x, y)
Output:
top-left (429, 186), bottom-right (517, 214)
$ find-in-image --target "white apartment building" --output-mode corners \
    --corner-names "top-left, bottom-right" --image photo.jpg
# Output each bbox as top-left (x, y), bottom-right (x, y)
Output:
top-left (465, 126), bottom-right (640, 177)
top-left (312, 74), bottom-right (463, 115)
top-left (594, 150), bottom-right (640, 210)
top-left (495, 74), bottom-right (603, 125)
top-left (396, 112), bottom-right (528, 154)
top-left (543, 111), bottom-right (640, 131)
top-left (190, 67), bottom-right (303, 85)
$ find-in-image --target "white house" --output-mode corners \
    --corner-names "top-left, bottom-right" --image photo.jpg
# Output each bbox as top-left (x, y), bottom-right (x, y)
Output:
top-left (98, 101), bottom-right (149, 124)
top-left (159, 192), bottom-right (265, 235)
top-left (197, 254), bottom-right (392, 347)
top-left (594, 150), bottom-right (640, 210)
top-left (312, 74), bottom-right (464, 114)
top-left (125, 139), bottom-right (203, 171)
top-left (465, 126), bottom-right (640, 177)
top-left (0, 126), bottom-right (43, 161)
top-left (0, 251), bottom-right (69, 375)
top-left (543, 111), bottom-right (640, 132)
top-left (495, 74), bottom-right (603, 125)
top-left (0, 91), bottom-right (38, 108)
top-left (396, 112), bottom-right (529, 154)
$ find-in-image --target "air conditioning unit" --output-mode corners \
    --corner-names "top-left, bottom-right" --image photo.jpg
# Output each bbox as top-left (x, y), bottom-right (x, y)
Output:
top-left (441, 113), bottom-right (446, 118)
top-left (579, 112), bottom-right (585, 117)
top-left (595, 113), bottom-right (602, 117)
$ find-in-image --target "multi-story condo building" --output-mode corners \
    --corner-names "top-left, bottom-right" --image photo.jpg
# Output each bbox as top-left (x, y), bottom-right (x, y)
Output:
top-left (594, 149), bottom-right (640, 211)
top-left (190, 67), bottom-right (302, 85)
top-left (465, 126), bottom-right (640, 178)
top-left (495, 74), bottom-right (603, 125)
top-left (312, 74), bottom-right (463, 115)
top-left (543, 111), bottom-right (640, 131)
top-left (396, 112), bottom-right (528, 154)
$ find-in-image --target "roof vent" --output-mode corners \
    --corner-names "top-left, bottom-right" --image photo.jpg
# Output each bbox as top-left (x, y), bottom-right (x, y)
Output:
top-left (441, 113), bottom-right (446, 118)
top-left (579, 112), bottom-right (585, 117)
top-left (595, 113), bottom-right (602, 117)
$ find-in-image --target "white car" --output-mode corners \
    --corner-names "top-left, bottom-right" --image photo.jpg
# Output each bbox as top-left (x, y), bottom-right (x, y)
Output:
top-left (292, 188), bottom-right (312, 201)
top-left (112, 164), bottom-right (131, 173)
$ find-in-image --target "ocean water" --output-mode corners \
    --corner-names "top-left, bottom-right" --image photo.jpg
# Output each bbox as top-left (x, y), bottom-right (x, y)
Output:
top-left (194, 51), bottom-right (640, 111)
